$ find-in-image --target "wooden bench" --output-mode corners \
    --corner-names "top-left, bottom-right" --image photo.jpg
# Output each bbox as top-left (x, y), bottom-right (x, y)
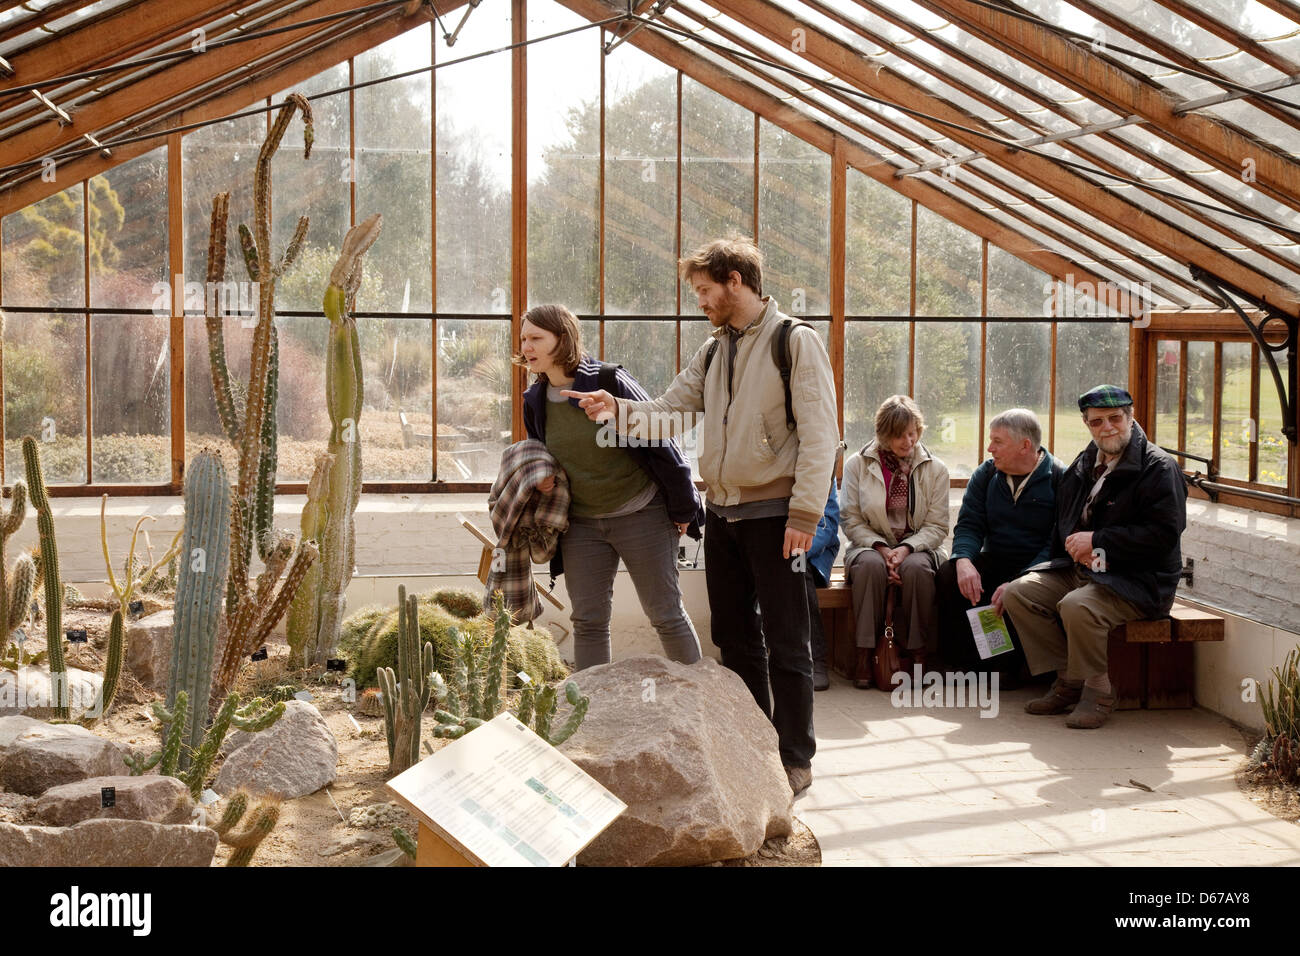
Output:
top-left (1108, 602), bottom-right (1224, 710)
top-left (816, 571), bottom-right (1225, 709)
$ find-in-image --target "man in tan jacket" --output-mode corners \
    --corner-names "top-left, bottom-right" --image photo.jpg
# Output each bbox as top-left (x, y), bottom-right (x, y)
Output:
top-left (565, 237), bottom-right (839, 795)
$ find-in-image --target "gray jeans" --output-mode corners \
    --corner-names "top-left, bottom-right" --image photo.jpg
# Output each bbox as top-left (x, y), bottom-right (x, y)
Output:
top-left (560, 495), bottom-right (702, 671)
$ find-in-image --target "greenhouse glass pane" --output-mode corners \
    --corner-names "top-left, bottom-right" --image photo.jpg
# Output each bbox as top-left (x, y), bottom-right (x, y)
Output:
top-left (759, 120), bottom-right (831, 316)
top-left (3, 312), bottom-right (86, 484)
top-left (89, 147), bottom-right (168, 310)
top-left (359, 316), bottom-right (432, 482)
top-left (2, 184), bottom-right (84, 309)
top-left (1218, 341), bottom-right (1252, 481)
top-left (437, 319), bottom-right (511, 481)
top-left (846, 168), bottom-right (910, 316)
top-left (844, 320), bottom-right (909, 453)
top-left (91, 315), bottom-right (169, 483)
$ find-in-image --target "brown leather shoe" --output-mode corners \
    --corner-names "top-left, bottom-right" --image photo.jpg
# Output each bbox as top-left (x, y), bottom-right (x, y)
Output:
top-left (853, 648), bottom-right (873, 689)
top-left (1066, 687), bottom-right (1116, 729)
top-left (1024, 677), bottom-right (1083, 715)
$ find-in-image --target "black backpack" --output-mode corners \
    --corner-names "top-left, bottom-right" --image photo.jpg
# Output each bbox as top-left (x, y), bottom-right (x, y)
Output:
top-left (703, 318), bottom-right (797, 430)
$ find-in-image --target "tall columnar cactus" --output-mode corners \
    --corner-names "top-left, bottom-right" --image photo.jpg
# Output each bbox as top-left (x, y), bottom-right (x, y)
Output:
top-left (287, 214), bottom-right (383, 668)
top-left (377, 585), bottom-right (435, 777)
top-left (199, 94), bottom-right (320, 704)
top-left (0, 479), bottom-right (34, 654)
top-left (212, 789), bottom-right (282, 867)
top-left (22, 436), bottom-right (67, 720)
top-left (168, 449), bottom-right (231, 762)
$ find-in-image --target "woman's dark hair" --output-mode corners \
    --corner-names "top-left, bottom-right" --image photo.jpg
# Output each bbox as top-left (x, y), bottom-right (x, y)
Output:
top-left (513, 303), bottom-right (584, 382)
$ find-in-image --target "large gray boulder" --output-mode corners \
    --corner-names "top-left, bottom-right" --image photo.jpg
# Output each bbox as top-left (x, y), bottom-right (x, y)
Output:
top-left (559, 655), bottom-right (794, 867)
top-left (0, 819), bottom-right (217, 867)
top-left (0, 666), bottom-right (104, 721)
top-left (215, 699), bottom-right (337, 799)
top-left (0, 720), bottom-right (125, 796)
top-left (34, 775), bottom-right (194, 827)
top-left (124, 608), bottom-right (173, 691)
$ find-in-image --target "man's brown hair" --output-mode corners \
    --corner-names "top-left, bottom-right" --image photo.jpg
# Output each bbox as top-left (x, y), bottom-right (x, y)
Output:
top-left (875, 394), bottom-right (926, 444)
top-left (679, 236), bottom-right (764, 296)
top-left (513, 303), bottom-right (584, 381)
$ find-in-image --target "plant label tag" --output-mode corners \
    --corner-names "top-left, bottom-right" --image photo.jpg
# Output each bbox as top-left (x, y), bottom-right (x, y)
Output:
top-left (293, 690), bottom-right (314, 702)
top-left (12, 629), bottom-right (25, 646)
top-left (326, 658), bottom-right (347, 672)
top-left (347, 714), bottom-right (362, 733)
top-left (199, 789), bottom-right (221, 806)
top-left (250, 646), bottom-right (268, 662)
top-left (65, 628), bottom-right (88, 644)
top-left (100, 787), bottom-right (115, 808)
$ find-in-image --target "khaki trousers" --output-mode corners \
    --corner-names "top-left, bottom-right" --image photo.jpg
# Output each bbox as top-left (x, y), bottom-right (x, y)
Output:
top-left (1000, 565), bottom-right (1145, 680)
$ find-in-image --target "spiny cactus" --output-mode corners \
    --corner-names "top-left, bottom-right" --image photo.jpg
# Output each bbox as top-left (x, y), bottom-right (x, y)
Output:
top-left (0, 479), bottom-right (34, 655)
top-left (124, 688), bottom-right (284, 798)
top-left (516, 678), bottom-right (589, 747)
top-left (1260, 646), bottom-right (1299, 744)
top-left (22, 436), bottom-right (67, 720)
top-left (168, 449), bottom-right (230, 761)
top-left (377, 585), bottom-right (435, 777)
top-left (212, 788), bottom-right (282, 867)
top-left (287, 214), bottom-right (382, 668)
top-left (1272, 734), bottom-right (1298, 784)
top-left (392, 827), bottom-right (417, 860)
top-left (201, 93), bottom-right (320, 703)
top-left (430, 592), bottom-right (514, 740)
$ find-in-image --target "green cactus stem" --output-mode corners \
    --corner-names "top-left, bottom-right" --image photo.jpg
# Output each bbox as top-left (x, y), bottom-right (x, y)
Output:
top-left (212, 788), bottom-right (281, 867)
top-left (511, 677), bottom-right (588, 747)
top-left (182, 691), bottom-right (284, 799)
top-left (392, 827), bottom-right (417, 860)
top-left (377, 585), bottom-right (434, 777)
top-left (286, 214), bottom-right (382, 668)
top-left (22, 436), bottom-right (67, 720)
top-left (0, 478), bottom-right (32, 654)
top-left (82, 608), bottom-right (124, 726)
top-left (154, 692), bottom-right (189, 778)
top-left (286, 453), bottom-right (333, 668)
top-left (168, 450), bottom-right (230, 761)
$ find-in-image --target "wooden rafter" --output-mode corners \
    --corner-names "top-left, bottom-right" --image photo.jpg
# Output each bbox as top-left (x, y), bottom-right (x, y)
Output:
top-left (704, 0), bottom-right (1300, 316)
top-left (832, 0), bottom-right (1300, 282)
top-left (556, 0), bottom-right (1131, 312)
top-left (919, 0), bottom-right (1300, 212)
top-left (0, 0), bottom-right (98, 46)
top-left (0, 2), bottom-right (457, 217)
top-left (663, 4), bottom-right (1201, 305)
top-left (0, 0), bottom-right (416, 175)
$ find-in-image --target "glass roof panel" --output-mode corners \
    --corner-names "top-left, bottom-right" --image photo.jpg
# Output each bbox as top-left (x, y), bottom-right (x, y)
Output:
top-left (1194, 0), bottom-right (1300, 41)
top-left (1202, 99), bottom-right (1300, 160)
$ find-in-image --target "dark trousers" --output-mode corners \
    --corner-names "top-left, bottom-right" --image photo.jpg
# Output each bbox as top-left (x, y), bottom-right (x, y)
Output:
top-left (805, 572), bottom-right (827, 670)
top-left (936, 553), bottom-right (1028, 675)
top-left (705, 510), bottom-right (815, 768)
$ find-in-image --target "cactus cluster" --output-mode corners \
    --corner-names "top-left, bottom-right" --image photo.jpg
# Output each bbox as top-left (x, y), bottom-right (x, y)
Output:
top-left (429, 591), bottom-right (588, 747)
top-left (377, 585), bottom-right (434, 777)
top-left (212, 788), bottom-right (282, 867)
top-left (123, 688), bottom-right (283, 799)
top-left (0, 478), bottom-right (34, 656)
top-left (22, 437), bottom-right (68, 720)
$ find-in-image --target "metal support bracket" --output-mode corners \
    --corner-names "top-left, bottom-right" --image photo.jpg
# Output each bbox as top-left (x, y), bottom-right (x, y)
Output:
top-left (1189, 265), bottom-right (1297, 443)
top-left (604, 1), bottom-right (676, 55)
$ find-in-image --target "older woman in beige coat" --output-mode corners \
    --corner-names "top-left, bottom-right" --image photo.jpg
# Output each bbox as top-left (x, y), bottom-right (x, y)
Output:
top-left (841, 395), bottom-right (951, 687)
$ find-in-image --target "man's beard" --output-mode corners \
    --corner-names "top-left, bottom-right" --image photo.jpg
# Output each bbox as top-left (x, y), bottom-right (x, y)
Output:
top-left (707, 289), bottom-right (739, 327)
top-left (1096, 427), bottom-right (1132, 456)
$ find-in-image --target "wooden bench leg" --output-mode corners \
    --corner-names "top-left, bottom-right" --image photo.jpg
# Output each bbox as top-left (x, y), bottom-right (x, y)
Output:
top-left (821, 606), bottom-right (857, 680)
top-left (1145, 641), bottom-right (1195, 709)
top-left (1108, 635), bottom-right (1145, 710)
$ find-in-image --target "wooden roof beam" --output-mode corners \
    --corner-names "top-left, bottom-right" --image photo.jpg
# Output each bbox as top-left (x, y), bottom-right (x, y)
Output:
top-left (1151, 0), bottom-right (1300, 77)
top-left (703, 0), bottom-right (1300, 316)
top-left (557, 0), bottom-right (1135, 314)
top-left (0, 0), bottom-right (426, 174)
top-left (919, 0), bottom-right (1300, 211)
top-left (0, 2), bottom-right (462, 217)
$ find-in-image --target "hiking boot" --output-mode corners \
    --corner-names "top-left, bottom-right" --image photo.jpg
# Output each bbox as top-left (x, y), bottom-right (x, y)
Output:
top-left (785, 764), bottom-right (813, 796)
top-left (813, 657), bottom-right (830, 692)
top-left (1066, 687), bottom-right (1116, 729)
top-left (1024, 677), bottom-right (1083, 715)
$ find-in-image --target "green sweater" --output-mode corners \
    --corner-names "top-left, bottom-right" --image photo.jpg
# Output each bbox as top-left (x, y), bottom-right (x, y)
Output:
top-left (545, 393), bottom-right (651, 518)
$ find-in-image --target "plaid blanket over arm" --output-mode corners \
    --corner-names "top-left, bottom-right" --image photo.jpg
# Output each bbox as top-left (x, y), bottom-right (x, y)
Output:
top-left (485, 439), bottom-right (570, 622)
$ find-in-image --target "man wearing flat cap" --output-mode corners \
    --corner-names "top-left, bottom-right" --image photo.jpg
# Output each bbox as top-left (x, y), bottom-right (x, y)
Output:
top-left (998, 385), bottom-right (1187, 729)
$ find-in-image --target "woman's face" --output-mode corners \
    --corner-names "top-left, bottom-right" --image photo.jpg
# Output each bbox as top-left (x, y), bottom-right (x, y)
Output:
top-left (520, 320), bottom-right (561, 378)
top-left (887, 424), bottom-right (919, 460)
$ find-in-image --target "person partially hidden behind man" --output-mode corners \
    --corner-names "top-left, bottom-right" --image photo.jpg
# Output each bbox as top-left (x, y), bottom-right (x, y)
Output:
top-left (936, 409), bottom-right (1063, 688)
top-left (998, 386), bottom-right (1187, 729)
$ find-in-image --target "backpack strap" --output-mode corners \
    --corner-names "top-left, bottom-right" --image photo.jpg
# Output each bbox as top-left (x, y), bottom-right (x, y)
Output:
top-left (771, 318), bottom-right (795, 430)
top-left (597, 361), bottom-right (622, 394)
top-left (704, 339), bottom-right (719, 375)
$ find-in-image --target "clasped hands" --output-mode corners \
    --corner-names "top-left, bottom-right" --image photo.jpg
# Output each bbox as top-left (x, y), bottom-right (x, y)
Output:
top-left (873, 541), bottom-right (912, 585)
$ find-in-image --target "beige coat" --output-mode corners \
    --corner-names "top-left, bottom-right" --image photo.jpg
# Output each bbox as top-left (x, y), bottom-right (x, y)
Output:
top-left (841, 440), bottom-right (950, 566)
top-left (613, 297), bottom-right (839, 534)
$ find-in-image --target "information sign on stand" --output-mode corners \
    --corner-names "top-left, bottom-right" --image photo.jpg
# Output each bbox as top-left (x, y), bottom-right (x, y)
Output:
top-left (385, 712), bottom-right (625, 867)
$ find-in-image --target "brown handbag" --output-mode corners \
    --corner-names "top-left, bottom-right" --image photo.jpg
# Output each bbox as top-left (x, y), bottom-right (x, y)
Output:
top-left (871, 580), bottom-right (905, 689)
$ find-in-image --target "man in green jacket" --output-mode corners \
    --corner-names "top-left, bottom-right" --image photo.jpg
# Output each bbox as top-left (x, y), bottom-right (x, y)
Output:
top-left (565, 237), bottom-right (839, 795)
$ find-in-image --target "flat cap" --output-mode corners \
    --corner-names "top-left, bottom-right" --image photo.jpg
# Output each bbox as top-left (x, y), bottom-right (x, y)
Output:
top-left (1078, 384), bottom-right (1133, 411)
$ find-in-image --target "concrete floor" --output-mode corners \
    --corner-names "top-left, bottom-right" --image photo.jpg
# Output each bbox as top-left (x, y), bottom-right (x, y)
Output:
top-left (797, 675), bottom-right (1300, 866)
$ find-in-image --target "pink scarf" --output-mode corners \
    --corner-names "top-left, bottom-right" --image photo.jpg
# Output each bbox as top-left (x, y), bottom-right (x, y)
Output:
top-left (879, 448), bottom-right (912, 541)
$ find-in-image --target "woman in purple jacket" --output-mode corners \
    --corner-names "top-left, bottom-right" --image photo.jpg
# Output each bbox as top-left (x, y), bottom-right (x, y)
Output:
top-left (517, 304), bottom-right (703, 671)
